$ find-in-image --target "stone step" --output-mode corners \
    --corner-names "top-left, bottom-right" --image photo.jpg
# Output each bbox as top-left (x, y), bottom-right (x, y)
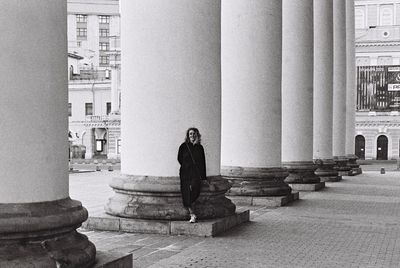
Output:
top-left (83, 208), bottom-right (250, 237)
top-left (227, 192), bottom-right (299, 207)
top-left (289, 182), bottom-right (325, 191)
top-left (320, 175), bottom-right (342, 182)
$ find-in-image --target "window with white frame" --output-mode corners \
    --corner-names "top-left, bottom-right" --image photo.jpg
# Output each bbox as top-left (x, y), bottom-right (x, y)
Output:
top-left (77, 28), bottom-right (87, 37)
top-left (76, 14), bottom-right (87, 23)
top-left (355, 8), bottom-right (365, 29)
top-left (380, 6), bottom-right (394, 26)
top-left (99, 15), bottom-right (110, 24)
top-left (99, 42), bottom-right (109, 51)
top-left (99, 29), bottom-right (109, 37)
top-left (100, 55), bottom-right (109, 65)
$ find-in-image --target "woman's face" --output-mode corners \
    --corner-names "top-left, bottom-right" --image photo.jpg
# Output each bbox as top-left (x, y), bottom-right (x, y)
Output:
top-left (189, 130), bottom-right (197, 143)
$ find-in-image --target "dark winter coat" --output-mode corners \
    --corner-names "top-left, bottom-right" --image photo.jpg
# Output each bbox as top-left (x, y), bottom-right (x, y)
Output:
top-left (177, 142), bottom-right (207, 207)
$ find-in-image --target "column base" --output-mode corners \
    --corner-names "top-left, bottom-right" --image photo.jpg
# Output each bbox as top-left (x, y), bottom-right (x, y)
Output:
top-left (105, 175), bottom-right (236, 220)
top-left (83, 208), bottom-right (249, 237)
top-left (282, 161), bottom-right (320, 184)
top-left (221, 166), bottom-right (292, 197)
top-left (314, 158), bottom-right (342, 182)
top-left (0, 198), bottom-right (96, 268)
top-left (289, 182), bottom-right (325, 191)
top-left (346, 154), bottom-right (362, 176)
top-left (227, 192), bottom-right (299, 207)
top-left (334, 156), bottom-right (352, 176)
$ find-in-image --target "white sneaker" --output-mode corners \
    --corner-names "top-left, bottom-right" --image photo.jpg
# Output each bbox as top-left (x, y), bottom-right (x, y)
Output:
top-left (189, 214), bottom-right (197, 223)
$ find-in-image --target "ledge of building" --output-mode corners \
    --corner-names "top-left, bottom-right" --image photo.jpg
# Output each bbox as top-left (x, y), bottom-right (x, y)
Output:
top-left (83, 208), bottom-right (250, 237)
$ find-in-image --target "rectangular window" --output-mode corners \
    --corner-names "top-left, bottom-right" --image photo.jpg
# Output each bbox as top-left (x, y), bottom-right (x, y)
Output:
top-left (85, 103), bottom-right (93, 116)
top-left (68, 103), bottom-right (72, 117)
top-left (77, 28), bottom-right (87, 37)
top-left (77, 41), bottom-right (81, 47)
top-left (106, 102), bottom-right (111, 115)
top-left (99, 55), bottom-right (109, 65)
top-left (99, 29), bottom-right (109, 37)
top-left (76, 14), bottom-right (87, 23)
top-left (99, 42), bottom-right (109, 51)
top-left (99, 15), bottom-right (110, 24)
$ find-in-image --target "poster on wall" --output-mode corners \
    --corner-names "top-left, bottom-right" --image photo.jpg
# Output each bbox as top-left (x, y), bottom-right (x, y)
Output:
top-left (387, 66), bottom-right (400, 109)
top-left (387, 67), bottom-right (400, 91)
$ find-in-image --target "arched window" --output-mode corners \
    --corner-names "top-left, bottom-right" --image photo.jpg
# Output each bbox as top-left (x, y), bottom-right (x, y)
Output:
top-left (380, 6), bottom-right (393, 26)
top-left (355, 135), bottom-right (365, 160)
top-left (377, 135), bottom-right (388, 160)
top-left (355, 8), bottom-right (365, 29)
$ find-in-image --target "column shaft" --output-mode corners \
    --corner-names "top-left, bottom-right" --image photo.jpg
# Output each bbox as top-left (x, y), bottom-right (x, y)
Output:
top-left (282, 0), bottom-right (314, 162)
top-left (106, 0), bottom-right (236, 220)
top-left (345, 0), bottom-right (362, 175)
top-left (121, 1), bottom-right (221, 177)
top-left (332, 0), bottom-right (347, 157)
top-left (313, 0), bottom-right (341, 181)
top-left (221, 0), bottom-right (291, 198)
top-left (314, 0), bottom-right (334, 160)
top-left (282, 0), bottom-right (320, 185)
top-left (332, 0), bottom-right (352, 175)
top-left (0, 1), bottom-right (95, 266)
top-left (0, 0), bottom-right (69, 203)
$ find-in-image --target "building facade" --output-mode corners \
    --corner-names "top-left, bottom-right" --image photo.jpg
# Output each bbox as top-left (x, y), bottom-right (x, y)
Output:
top-left (67, 0), bottom-right (121, 159)
top-left (355, 0), bottom-right (400, 159)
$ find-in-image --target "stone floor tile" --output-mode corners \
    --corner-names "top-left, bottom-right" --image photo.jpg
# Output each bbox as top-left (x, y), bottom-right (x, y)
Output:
top-left (70, 168), bottom-right (400, 267)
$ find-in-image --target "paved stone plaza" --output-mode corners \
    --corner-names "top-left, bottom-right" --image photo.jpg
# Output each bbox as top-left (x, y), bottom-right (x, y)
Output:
top-left (70, 166), bottom-right (400, 267)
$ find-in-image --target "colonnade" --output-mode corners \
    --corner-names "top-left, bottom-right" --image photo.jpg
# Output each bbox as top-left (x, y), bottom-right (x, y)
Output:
top-left (0, 0), bottom-right (359, 265)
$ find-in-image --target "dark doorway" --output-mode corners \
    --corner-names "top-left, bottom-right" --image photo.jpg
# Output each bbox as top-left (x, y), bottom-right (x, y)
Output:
top-left (377, 135), bottom-right (388, 160)
top-left (355, 135), bottom-right (365, 160)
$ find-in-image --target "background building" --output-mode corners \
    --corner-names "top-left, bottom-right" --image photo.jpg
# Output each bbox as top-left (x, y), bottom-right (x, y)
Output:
top-left (67, 0), bottom-right (121, 159)
top-left (355, 0), bottom-right (400, 160)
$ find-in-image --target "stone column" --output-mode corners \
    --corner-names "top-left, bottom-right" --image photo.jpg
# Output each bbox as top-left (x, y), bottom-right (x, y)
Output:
top-left (0, 1), bottom-right (95, 266)
top-left (105, 0), bottom-right (236, 220)
top-left (282, 0), bottom-right (322, 191)
top-left (220, 0), bottom-right (292, 203)
top-left (313, 0), bottom-right (341, 182)
top-left (345, 0), bottom-right (362, 175)
top-left (333, 0), bottom-right (352, 176)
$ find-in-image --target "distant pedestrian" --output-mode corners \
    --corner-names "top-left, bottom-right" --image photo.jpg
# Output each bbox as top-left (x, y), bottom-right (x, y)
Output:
top-left (177, 127), bottom-right (207, 223)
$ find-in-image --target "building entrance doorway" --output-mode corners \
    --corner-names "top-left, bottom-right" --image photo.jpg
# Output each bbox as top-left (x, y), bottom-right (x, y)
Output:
top-left (355, 135), bottom-right (365, 160)
top-left (377, 135), bottom-right (388, 160)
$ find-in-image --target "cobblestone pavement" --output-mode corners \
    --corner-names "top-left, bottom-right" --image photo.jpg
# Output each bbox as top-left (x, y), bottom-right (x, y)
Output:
top-left (70, 168), bottom-right (400, 267)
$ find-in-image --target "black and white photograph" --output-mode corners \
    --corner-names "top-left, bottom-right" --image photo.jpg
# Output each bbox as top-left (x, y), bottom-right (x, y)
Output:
top-left (1, 0), bottom-right (400, 267)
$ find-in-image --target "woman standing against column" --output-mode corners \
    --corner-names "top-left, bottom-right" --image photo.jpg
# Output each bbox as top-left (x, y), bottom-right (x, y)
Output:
top-left (178, 128), bottom-right (207, 223)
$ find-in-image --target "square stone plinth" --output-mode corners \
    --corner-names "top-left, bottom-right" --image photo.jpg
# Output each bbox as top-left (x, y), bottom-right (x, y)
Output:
top-left (83, 208), bottom-right (250, 237)
top-left (350, 168), bottom-right (362, 176)
top-left (320, 175), bottom-right (342, 182)
top-left (338, 170), bottom-right (351, 176)
top-left (227, 192), bottom-right (299, 207)
top-left (94, 251), bottom-right (132, 268)
top-left (289, 182), bottom-right (325, 191)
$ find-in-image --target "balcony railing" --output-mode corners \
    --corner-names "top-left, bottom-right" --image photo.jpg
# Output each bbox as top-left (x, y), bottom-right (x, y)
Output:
top-left (85, 115), bottom-right (110, 122)
top-left (70, 69), bottom-right (111, 81)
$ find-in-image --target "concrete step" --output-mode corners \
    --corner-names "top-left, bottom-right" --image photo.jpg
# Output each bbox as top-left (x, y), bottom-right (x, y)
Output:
top-left (83, 208), bottom-right (250, 237)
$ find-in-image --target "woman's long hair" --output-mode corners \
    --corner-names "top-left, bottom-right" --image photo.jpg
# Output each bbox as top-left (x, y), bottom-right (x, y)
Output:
top-left (185, 127), bottom-right (201, 144)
